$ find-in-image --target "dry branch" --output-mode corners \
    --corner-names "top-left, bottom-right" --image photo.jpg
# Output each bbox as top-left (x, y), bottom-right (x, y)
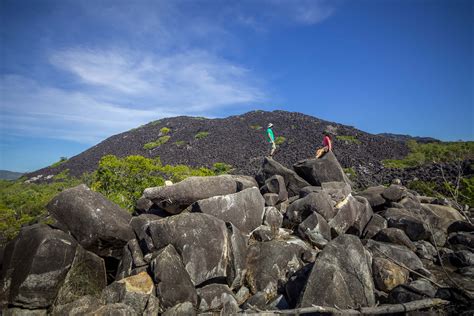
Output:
top-left (242, 298), bottom-right (450, 315)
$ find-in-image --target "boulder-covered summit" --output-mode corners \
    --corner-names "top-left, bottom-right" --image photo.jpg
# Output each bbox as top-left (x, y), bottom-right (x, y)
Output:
top-left (26, 110), bottom-right (417, 187)
top-left (2, 151), bottom-right (472, 314)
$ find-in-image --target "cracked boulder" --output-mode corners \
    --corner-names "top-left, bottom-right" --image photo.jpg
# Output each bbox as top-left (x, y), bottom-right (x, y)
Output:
top-left (101, 271), bottom-right (156, 315)
top-left (299, 234), bottom-right (375, 308)
top-left (150, 244), bottom-right (197, 309)
top-left (256, 157), bottom-right (310, 197)
top-left (293, 152), bottom-right (350, 186)
top-left (246, 240), bottom-right (307, 300)
top-left (287, 191), bottom-right (335, 224)
top-left (47, 184), bottom-right (134, 259)
top-left (143, 175), bottom-right (239, 214)
top-left (0, 224), bottom-right (77, 309)
top-left (191, 187), bottom-right (265, 234)
top-left (148, 213), bottom-right (231, 286)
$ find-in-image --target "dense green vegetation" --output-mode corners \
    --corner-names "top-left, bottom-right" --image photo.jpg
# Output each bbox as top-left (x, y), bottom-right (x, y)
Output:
top-left (382, 141), bottom-right (474, 169)
top-left (336, 135), bottom-right (361, 144)
top-left (0, 175), bottom-right (82, 245)
top-left (275, 136), bottom-right (286, 145)
top-left (0, 155), bottom-right (229, 246)
top-left (250, 124), bottom-right (262, 130)
top-left (143, 135), bottom-right (171, 149)
top-left (195, 131), bottom-right (209, 139)
top-left (174, 140), bottom-right (186, 146)
top-left (407, 177), bottom-right (474, 207)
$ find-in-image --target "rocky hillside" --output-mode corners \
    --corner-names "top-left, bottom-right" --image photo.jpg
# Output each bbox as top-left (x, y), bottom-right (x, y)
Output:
top-left (2, 153), bottom-right (473, 314)
top-left (27, 110), bottom-right (417, 187)
top-left (0, 170), bottom-right (23, 181)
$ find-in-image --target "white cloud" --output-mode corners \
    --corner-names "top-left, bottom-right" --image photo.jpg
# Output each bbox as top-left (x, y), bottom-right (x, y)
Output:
top-left (1, 48), bottom-right (266, 144)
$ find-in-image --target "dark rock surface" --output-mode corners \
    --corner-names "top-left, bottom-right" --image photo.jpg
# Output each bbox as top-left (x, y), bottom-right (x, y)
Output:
top-left (150, 244), bottom-right (198, 308)
top-left (0, 224), bottom-right (77, 309)
top-left (144, 175), bottom-right (238, 214)
top-left (148, 213), bottom-right (231, 286)
top-left (293, 152), bottom-right (350, 186)
top-left (191, 187), bottom-right (265, 234)
top-left (256, 157), bottom-right (310, 197)
top-left (299, 234), bottom-right (375, 308)
top-left (47, 184), bottom-right (134, 259)
top-left (8, 151), bottom-right (474, 314)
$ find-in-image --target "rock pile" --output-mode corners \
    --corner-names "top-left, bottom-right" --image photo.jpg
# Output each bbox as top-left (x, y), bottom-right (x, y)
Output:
top-left (1, 153), bottom-right (473, 314)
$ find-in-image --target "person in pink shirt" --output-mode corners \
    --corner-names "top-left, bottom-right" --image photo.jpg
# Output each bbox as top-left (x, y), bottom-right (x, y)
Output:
top-left (316, 131), bottom-right (333, 158)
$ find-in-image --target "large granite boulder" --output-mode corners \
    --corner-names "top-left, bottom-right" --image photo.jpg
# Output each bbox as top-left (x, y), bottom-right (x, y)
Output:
top-left (362, 214), bottom-right (387, 239)
top-left (380, 208), bottom-right (429, 241)
top-left (54, 246), bottom-right (107, 307)
top-left (261, 175), bottom-right (288, 203)
top-left (101, 271), bottom-right (156, 315)
top-left (356, 186), bottom-right (387, 210)
top-left (372, 257), bottom-right (409, 292)
top-left (373, 228), bottom-right (416, 252)
top-left (191, 187), bottom-right (265, 234)
top-left (297, 212), bottom-right (331, 248)
top-left (226, 223), bottom-right (249, 290)
top-left (197, 284), bottom-right (238, 313)
top-left (0, 224), bottom-right (77, 309)
top-left (365, 240), bottom-right (424, 271)
top-left (143, 175), bottom-right (239, 214)
top-left (299, 234), bottom-right (375, 308)
top-left (328, 195), bottom-right (370, 237)
top-left (150, 244), bottom-right (197, 309)
top-left (148, 213), bottom-right (231, 286)
top-left (130, 214), bottom-right (162, 253)
top-left (47, 184), bottom-right (134, 259)
top-left (256, 157), bottom-right (310, 197)
top-left (246, 240), bottom-right (307, 300)
top-left (293, 152), bottom-right (350, 187)
top-left (286, 191), bottom-right (335, 224)
top-left (115, 239), bottom-right (147, 280)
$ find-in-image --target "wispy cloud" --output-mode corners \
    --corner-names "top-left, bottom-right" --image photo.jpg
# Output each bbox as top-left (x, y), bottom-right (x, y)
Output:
top-left (1, 48), bottom-right (265, 143)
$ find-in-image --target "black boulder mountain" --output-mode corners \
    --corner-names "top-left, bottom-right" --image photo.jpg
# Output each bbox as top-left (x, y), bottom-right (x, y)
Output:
top-left (27, 110), bottom-right (417, 187)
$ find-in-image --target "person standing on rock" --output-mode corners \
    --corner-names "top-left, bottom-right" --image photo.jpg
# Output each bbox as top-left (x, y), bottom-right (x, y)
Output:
top-left (315, 130), bottom-right (332, 158)
top-left (267, 123), bottom-right (276, 157)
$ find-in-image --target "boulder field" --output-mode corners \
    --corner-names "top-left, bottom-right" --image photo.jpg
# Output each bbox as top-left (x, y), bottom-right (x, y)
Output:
top-left (1, 153), bottom-right (473, 315)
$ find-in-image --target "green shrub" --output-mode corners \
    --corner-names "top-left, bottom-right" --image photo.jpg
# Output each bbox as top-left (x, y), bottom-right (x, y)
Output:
top-left (382, 141), bottom-right (474, 169)
top-left (0, 176), bottom-right (82, 246)
top-left (143, 136), bottom-right (171, 149)
top-left (91, 155), bottom-right (164, 210)
top-left (407, 180), bottom-right (443, 198)
top-left (343, 167), bottom-right (356, 178)
top-left (213, 162), bottom-right (233, 174)
top-left (275, 136), bottom-right (286, 145)
top-left (160, 127), bottom-right (170, 135)
top-left (51, 157), bottom-right (68, 168)
top-left (336, 135), bottom-right (361, 144)
top-left (174, 141), bottom-right (186, 146)
top-left (250, 125), bottom-right (262, 130)
top-left (195, 131), bottom-right (209, 139)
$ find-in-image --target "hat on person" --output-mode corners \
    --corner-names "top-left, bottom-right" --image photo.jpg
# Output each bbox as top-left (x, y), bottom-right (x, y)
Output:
top-left (268, 123), bottom-right (273, 128)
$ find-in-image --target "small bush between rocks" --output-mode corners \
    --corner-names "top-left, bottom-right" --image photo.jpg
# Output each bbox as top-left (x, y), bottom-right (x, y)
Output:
top-left (174, 140), bottom-right (186, 146)
top-left (213, 162), bottom-right (233, 174)
top-left (195, 131), bottom-right (209, 139)
top-left (336, 135), bottom-right (361, 144)
top-left (143, 136), bottom-right (171, 149)
top-left (250, 125), bottom-right (262, 130)
top-left (275, 136), bottom-right (286, 145)
top-left (160, 127), bottom-right (170, 135)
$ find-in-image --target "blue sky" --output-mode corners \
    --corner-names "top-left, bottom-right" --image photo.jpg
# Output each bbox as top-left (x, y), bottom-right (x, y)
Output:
top-left (1, 0), bottom-right (472, 172)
